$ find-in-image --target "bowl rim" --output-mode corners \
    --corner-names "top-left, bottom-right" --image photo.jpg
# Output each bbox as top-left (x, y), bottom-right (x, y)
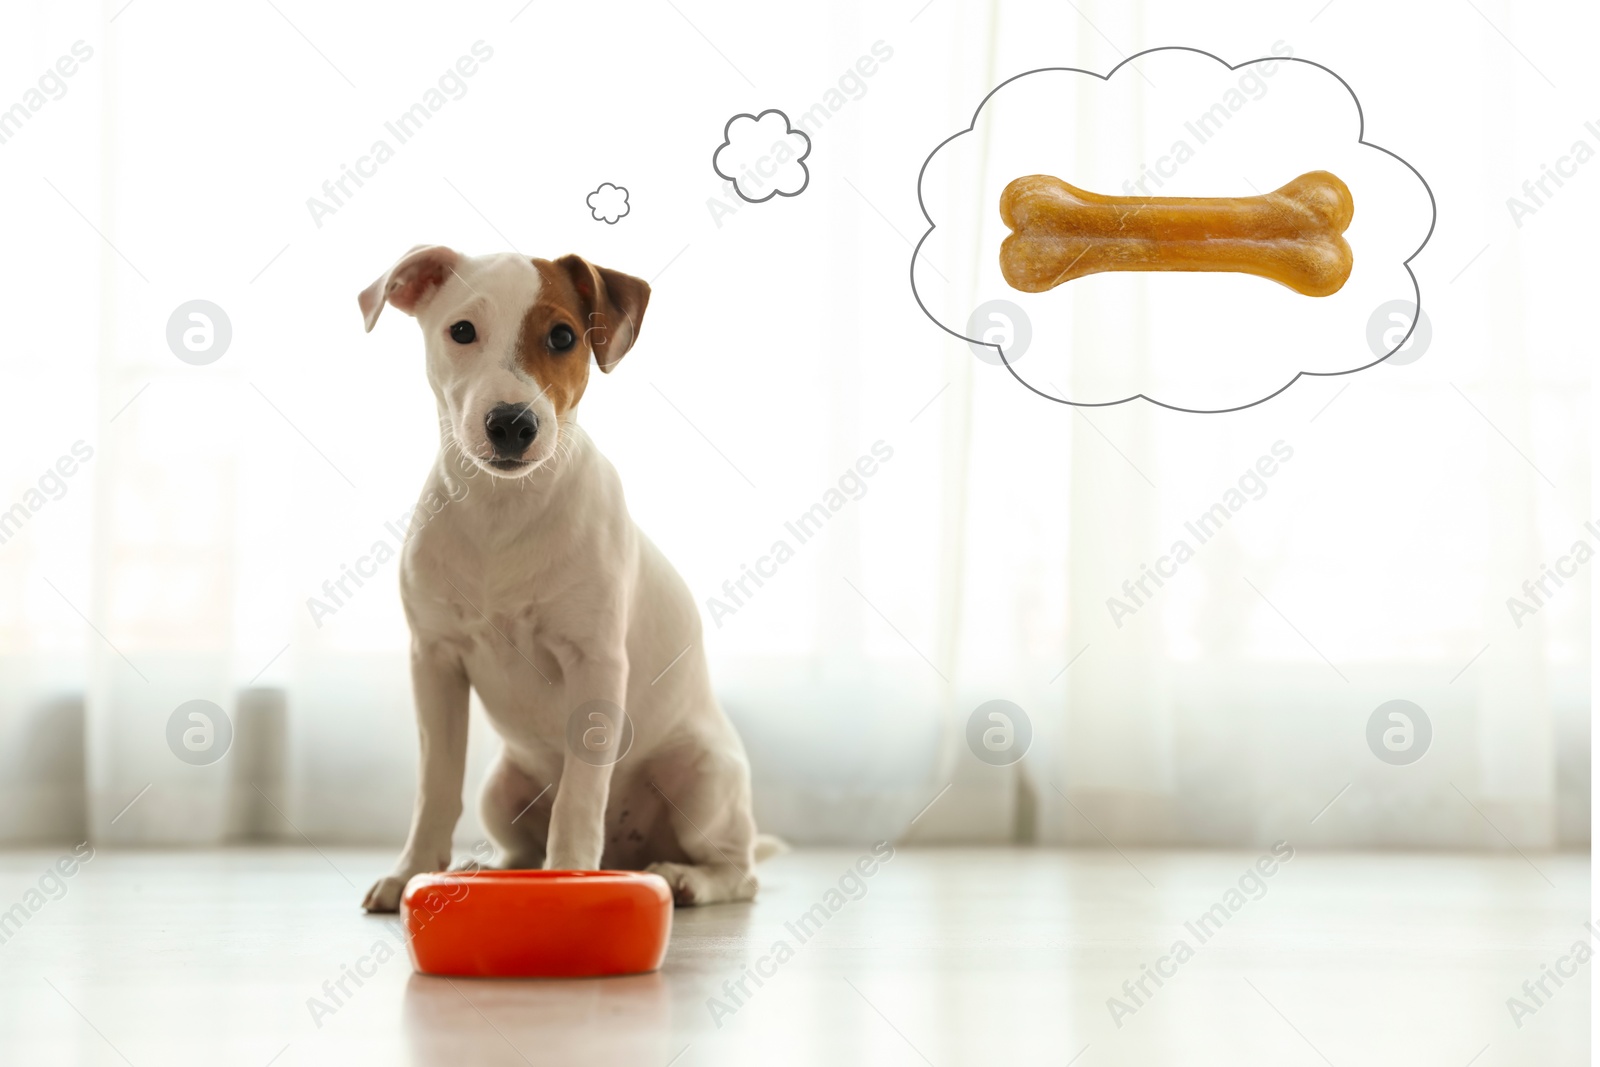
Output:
top-left (404, 869), bottom-right (670, 891)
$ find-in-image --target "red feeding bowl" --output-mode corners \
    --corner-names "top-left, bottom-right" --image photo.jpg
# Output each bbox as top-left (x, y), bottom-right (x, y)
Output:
top-left (401, 870), bottom-right (673, 978)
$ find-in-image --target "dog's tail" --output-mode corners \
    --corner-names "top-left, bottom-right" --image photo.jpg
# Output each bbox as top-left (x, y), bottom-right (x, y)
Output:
top-left (754, 833), bottom-right (790, 863)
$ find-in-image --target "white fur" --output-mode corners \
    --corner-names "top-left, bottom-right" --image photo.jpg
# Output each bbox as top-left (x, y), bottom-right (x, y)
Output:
top-left (358, 250), bottom-right (767, 911)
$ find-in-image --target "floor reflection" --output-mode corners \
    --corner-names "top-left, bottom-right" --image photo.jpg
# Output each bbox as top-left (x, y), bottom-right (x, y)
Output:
top-left (401, 901), bottom-right (756, 1066)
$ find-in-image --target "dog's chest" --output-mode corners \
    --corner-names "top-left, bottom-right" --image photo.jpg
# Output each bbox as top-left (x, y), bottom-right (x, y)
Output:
top-left (446, 570), bottom-right (572, 708)
top-left (399, 451), bottom-right (635, 748)
top-left (406, 529), bottom-right (576, 724)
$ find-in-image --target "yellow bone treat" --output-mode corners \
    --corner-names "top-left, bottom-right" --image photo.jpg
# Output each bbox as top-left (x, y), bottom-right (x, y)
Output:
top-left (998, 170), bottom-right (1354, 297)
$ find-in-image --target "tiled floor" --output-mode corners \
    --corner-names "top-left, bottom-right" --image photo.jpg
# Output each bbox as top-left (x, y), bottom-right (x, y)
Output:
top-left (0, 847), bottom-right (1587, 1065)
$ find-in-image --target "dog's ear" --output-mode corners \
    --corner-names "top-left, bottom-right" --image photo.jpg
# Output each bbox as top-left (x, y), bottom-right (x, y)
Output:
top-left (553, 255), bottom-right (650, 373)
top-left (358, 245), bottom-right (461, 332)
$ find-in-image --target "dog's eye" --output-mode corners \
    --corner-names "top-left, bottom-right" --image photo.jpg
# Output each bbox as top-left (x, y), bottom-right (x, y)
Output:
top-left (548, 324), bottom-right (576, 352)
top-left (450, 321), bottom-right (476, 345)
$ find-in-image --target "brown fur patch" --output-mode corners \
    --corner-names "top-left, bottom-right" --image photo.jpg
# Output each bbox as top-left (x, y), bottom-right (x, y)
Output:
top-left (521, 257), bottom-right (651, 417)
top-left (519, 260), bottom-right (595, 418)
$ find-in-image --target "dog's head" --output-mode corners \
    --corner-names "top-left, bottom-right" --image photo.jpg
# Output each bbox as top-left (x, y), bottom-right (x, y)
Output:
top-left (358, 246), bottom-right (650, 477)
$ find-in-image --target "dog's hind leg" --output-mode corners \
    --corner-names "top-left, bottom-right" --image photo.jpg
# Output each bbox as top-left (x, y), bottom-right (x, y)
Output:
top-left (645, 746), bottom-right (760, 905)
top-left (476, 752), bottom-right (552, 869)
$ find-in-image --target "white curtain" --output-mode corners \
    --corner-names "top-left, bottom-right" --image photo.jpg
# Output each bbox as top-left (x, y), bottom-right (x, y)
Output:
top-left (0, 0), bottom-right (1587, 852)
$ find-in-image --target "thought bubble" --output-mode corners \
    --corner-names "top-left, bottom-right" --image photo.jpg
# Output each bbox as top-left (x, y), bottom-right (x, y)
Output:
top-left (713, 109), bottom-right (811, 203)
top-left (912, 46), bottom-right (1435, 413)
top-left (587, 182), bottom-right (630, 224)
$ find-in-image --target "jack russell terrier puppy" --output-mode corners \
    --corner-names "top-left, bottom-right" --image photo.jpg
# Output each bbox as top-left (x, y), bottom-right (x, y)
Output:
top-left (356, 245), bottom-right (773, 911)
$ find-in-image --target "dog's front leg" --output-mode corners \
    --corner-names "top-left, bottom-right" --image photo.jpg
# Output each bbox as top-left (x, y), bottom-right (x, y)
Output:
top-left (362, 645), bottom-right (469, 912)
top-left (545, 653), bottom-right (627, 870)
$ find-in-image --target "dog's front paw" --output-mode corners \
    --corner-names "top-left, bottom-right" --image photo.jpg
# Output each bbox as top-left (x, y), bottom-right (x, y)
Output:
top-left (362, 874), bottom-right (414, 913)
top-left (646, 861), bottom-right (711, 906)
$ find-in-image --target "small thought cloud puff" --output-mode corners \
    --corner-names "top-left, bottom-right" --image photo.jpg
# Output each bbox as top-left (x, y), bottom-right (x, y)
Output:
top-left (587, 182), bottom-right (630, 224)
top-left (714, 110), bottom-right (811, 203)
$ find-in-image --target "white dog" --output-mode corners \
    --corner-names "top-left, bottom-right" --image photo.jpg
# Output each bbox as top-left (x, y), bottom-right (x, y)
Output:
top-left (356, 246), bottom-right (772, 912)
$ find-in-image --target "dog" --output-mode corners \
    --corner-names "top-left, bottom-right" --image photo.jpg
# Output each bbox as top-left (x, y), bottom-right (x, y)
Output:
top-left (355, 245), bottom-right (774, 911)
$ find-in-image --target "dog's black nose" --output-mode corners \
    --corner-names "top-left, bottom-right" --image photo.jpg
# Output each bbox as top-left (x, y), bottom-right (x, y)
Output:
top-left (485, 403), bottom-right (538, 459)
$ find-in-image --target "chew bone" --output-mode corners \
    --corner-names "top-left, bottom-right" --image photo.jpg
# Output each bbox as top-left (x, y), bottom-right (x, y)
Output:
top-left (999, 170), bottom-right (1354, 297)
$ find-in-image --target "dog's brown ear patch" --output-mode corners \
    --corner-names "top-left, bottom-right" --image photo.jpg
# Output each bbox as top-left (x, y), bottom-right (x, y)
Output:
top-left (358, 245), bottom-right (461, 332)
top-left (552, 255), bottom-right (650, 372)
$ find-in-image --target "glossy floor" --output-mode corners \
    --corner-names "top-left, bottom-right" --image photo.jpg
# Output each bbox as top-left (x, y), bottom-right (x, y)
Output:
top-left (0, 847), bottom-right (1587, 1065)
